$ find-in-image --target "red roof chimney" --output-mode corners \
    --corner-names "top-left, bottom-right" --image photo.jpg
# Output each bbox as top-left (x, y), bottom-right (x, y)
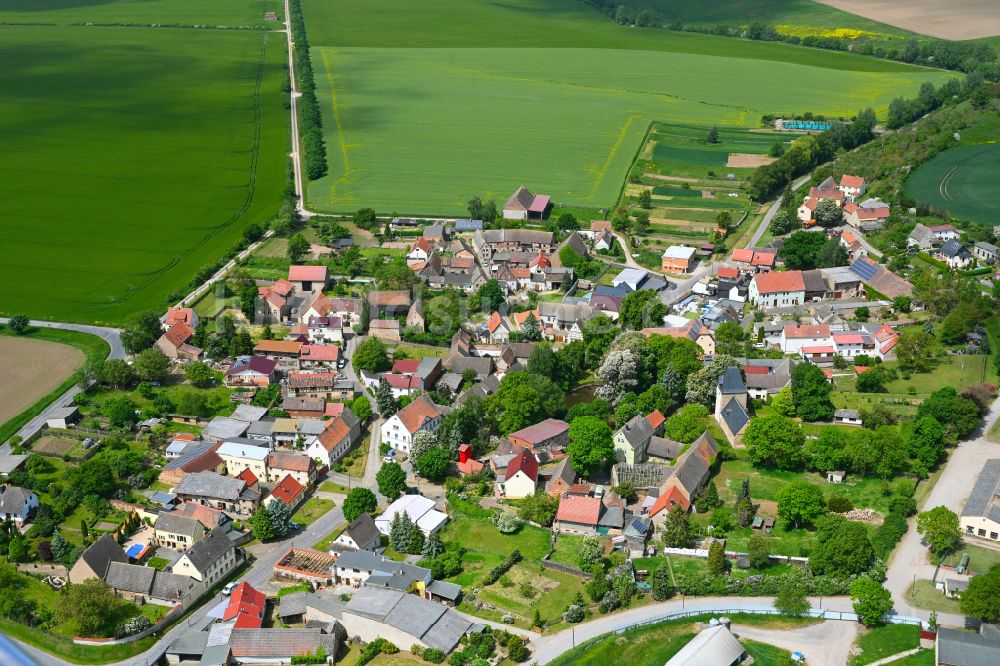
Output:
top-left (458, 443), bottom-right (471, 464)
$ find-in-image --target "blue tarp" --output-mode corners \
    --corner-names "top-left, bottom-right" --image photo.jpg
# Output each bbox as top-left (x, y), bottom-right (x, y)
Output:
top-left (125, 544), bottom-right (143, 558)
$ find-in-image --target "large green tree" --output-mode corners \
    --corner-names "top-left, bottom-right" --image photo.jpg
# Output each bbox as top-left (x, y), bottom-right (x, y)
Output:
top-left (618, 289), bottom-right (668, 330)
top-left (779, 231), bottom-right (826, 269)
top-left (916, 506), bottom-right (961, 555)
top-left (810, 515), bottom-right (875, 575)
top-left (791, 363), bottom-right (834, 421)
top-left (744, 414), bottom-right (806, 470)
top-left (567, 416), bottom-right (615, 476)
top-left (343, 488), bottom-right (377, 522)
top-left (851, 579), bottom-right (893, 627)
top-left (776, 481), bottom-right (826, 528)
top-left (376, 462), bottom-right (407, 500)
top-left (133, 347), bottom-right (171, 382)
top-left (353, 337), bottom-right (391, 373)
top-left (661, 505), bottom-right (693, 548)
top-left (415, 447), bottom-right (451, 482)
top-left (960, 566), bottom-right (1000, 621)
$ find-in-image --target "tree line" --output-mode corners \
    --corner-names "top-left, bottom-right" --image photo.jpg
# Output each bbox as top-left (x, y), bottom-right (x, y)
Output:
top-left (289, 0), bottom-right (328, 180)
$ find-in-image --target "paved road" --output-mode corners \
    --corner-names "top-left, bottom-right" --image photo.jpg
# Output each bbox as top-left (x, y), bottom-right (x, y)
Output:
top-left (609, 231), bottom-right (642, 269)
top-left (0, 319), bottom-right (122, 449)
top-left (732, 620), bottom-right (858, 666)
top-left (883, 398), bottom-right (1000, 627)
top-left (746, 174), bottom-right (812, 248)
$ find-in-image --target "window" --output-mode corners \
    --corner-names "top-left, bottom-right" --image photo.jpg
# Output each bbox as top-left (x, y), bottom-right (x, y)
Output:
top-left (993, 532), bottom-right (999, 540)
top-left (967, 526), bottom-right (974, 533)
top-left (979, 529), bottom-right (987, 537)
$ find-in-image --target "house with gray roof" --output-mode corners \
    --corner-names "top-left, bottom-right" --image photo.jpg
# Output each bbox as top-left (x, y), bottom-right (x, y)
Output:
top-left (974, 241), bottom-right (998, 264)
top-left (937, 625), bottom-right (1000, 666)
top-left (613, 414), bottom-right (655, 465)
top-left (171, 526), bottom-right (241, 583)
top-left (105, 561), bottom-right (201, 606)
top-left (175, 471), bottom-right (259, 514)
top-left (203, 416), bottom-right (251, 442)
top-left (332, 512), bottom-right (381, 553)
top-left (69, 533), bottom-right (127, 584)
top-left (937, 239), bottom-right (974, 269)
top-left (340, 586), bottom-right (474, 654)
top-left (0, 484), bottom-right (38, 525)
top-left (961, 459), bottom-right (1000, 543)
top-left (647, 436), bottom-right (684, 462)
top-left (334, 550), bottom-right (432, 592)
top-left (154, 511), bottom-right (206, 551)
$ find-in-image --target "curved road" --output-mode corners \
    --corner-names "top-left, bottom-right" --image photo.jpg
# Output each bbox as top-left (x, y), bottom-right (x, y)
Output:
top-left (0, 318), bottom-right (122, 449)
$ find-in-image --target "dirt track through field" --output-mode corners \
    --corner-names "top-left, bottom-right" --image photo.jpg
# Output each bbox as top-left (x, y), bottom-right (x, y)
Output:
top-left (0, 337), bottom-right (83, 425)
top-left (815, 0), bottom-right (1000, 39)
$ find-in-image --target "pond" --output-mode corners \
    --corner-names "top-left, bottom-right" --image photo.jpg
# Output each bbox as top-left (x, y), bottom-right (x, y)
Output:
top-left (566, 383), bottom-right (600, 408)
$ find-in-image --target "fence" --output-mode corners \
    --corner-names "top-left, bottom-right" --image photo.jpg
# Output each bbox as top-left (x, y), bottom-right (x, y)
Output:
top-left (609, 605), bottom-right (922, 637)
top-left (540, 559), bottom-right (591, 579)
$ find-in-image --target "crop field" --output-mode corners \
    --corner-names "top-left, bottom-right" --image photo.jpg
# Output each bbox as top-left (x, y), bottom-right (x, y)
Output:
top-left (0, 336), bottom-right (83, 425)
top-left (0, 0), bottom-right (280, 26)
top-left (0, 19), bottom-right (288, 323)
top-left (302, 0), bottom-right (950, 216)
top-left (619, 0), bottom-right (914, 38)
top-left (623, 123), bottom-right (788, 252)
top-left (904, 144), bottom-right (1000, 227)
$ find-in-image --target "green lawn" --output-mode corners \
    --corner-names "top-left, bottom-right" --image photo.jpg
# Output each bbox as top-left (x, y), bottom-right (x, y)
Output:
top-left (0, 19), bottom-right (288, 323)
top-left (905, 579), bottom-right (961, 614)
top-left (293, 497), bottom-right (335, 526)
top-left (888, 651), bottom-right (936, 666)
top-left (850, 624), bottom-right (920, 666)
top-left (0, 327), bottom-right (110, 444)
top-left (312, 522), bottom-right (346, 552)
top-left (548, 613), bottom-right (815, 666)
top-left (319, 480), bottom-right (351, 494)
top-left (743, 639), bottom-right (794, 666)
top-left (942, 543), bottom-right (1000, 576)
top-left (302, 0), bottom-right (948, 215)
top-left (80, 382), bottom-right (235, 423)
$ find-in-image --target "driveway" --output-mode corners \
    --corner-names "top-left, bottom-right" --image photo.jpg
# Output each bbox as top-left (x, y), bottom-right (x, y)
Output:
top-left (884, 398), bottom-right (1000, 627)
top-left (732, 620), bottom-right (858, 666)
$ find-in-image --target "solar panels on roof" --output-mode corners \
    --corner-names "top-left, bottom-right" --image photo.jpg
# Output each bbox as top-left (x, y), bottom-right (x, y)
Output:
top-left (849, 258), bottom-right (878, 281)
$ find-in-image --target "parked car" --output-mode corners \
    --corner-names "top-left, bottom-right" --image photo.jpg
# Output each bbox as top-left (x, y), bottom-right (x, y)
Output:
top-left (222, 582), bottom-right (238, 596)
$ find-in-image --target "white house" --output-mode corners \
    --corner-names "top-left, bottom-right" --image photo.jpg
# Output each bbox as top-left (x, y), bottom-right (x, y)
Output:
top-left (907, 223), bottom-right (934, 250)
top-left (170, 527), bottom-right (240, 584)
top-left (930, 224), bottom-right (959, 242)
top-left (779, 324), bottom-right (832, 354)
top-left (837, 175), bottom-right (866, 201)
top-left (961, 459), bottom-right (1000, 542)
top-left (611, 268), bottom-right (647, 292)
top-left (832, 333), bottom-right (877, 358)
top-left (749, 271), bottom-right (805, 308)
top-left (331, 513), bottom-right (381, 553)
top-left (379, 395), bottom-right (443, 454)
top-left (216, 440), bottom-right (270, 479)
top-left (937, 239), bottom-right (974, 269)
top-left (0, 485), bottom-right (39, 525)
top-left (495, 449), bottom-right (538, 499)
top-left (374, 495), bottom-right (449, 536)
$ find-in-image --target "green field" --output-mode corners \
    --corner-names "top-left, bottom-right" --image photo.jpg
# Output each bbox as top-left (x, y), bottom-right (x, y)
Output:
top-left (904, 144), bottom-right (1000, 227)
top-left (302, 0), bottom-right (950, 216)
top-left (0, 9), bottom-right (287, 324)
top-left (0, 0), bottom-right (280, 26)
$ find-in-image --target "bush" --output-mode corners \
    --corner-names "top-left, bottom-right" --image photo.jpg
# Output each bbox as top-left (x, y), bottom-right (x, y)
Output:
top-left (887, 495), bottom-right (917, 517)
top-left (423, 648), bottom-right (446, 663)
top-left (564, 604), bottom-right (584, 623)
top-left (873, 512), bottom-right (908, 558)
top-left (358, 639), bottom-right (398, 666)
top-left (827, 496), bottom-right (854, 513)
top-left (484, 550), bottom-right (522, 585)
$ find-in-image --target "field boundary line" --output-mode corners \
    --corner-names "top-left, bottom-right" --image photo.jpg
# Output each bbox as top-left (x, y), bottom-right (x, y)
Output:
top-left (587, 114), bottom-right (640, 203)
top-left (320, 47), bottom-right (353, 199)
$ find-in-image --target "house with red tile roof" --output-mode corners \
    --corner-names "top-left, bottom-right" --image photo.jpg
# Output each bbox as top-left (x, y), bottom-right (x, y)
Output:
top-left (641, 318), bottom-right (716, 357)
top-left (496, 449), bottom-right (538, 499)
top-left (483, 311), bottom-right (511, 344)
top-left (408, 237), bottom-right (432, 262)
top-left (646, 410), bottom-right (666, 435)
top-left (288, 265), bottom-right (329, 292)
top-left (156, 323), bottom-right (203, 360)
top-left (844, 201), bottom-right (890, 230)
top-left (838, 175), bottom-right (866, 201)
top-left (267, 474), bottom-right (307, 511)
top-left (650, 432), bottom-right (719, 518)
top-left (779, 324), bottom-right (832, 354)
top-left (555, 495), bottom-right (603, 535)
top-left (379, 395), bottom-right (442, 454)
top-left (267, 451), bottom-right (317, 486)
top-left (716, 266), bottom-right (739, 280)
top-left (236, 468), bottom-right (259, 490)
top-left (731, 249), bottom-right (775, 274)
top-left (256, 279), bottom-right (295, 324)
top-left (224, 582), bottom-right (267, 629)
top-left (298, 344), bottom-right (340, 369)
top-left (305, 407), bottom-right (361, 468)
top-left (162, 306), bottom-right (199, 330)
top-left (749, 270), bottom-right (805, 308)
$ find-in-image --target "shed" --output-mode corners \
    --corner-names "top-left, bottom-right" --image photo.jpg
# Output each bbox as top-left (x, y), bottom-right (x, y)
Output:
top-left (827, 470), bottom-right (846, 484)
top-left (46, 406), bottom-right (81, 430)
